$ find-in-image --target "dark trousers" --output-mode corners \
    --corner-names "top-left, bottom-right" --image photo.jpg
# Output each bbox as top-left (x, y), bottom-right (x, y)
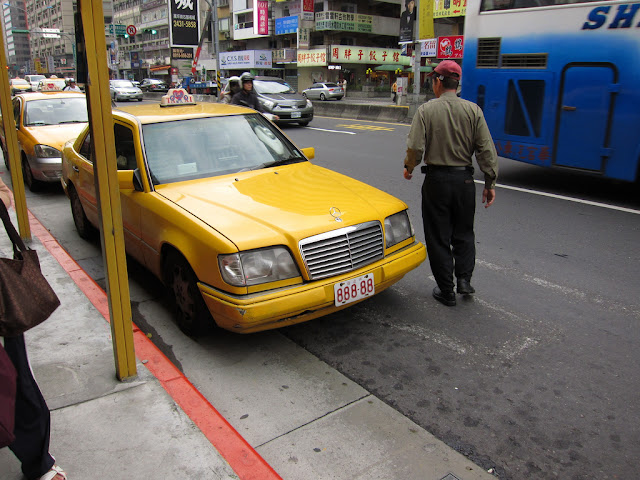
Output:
top-left (421, 167), bottom-right (476, 293)
top-left (4, 334), bottom-right (54, 480)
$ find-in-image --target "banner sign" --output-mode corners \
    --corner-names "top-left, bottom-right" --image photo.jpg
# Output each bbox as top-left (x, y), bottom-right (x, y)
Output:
top-left (172, 47), bottom-right (194, 60)
top-left (273, 48), bottom-right (297, 63)
top-left (420, 38), bottom-right (437, 57)
top-left (289, 0), bottom-right (314, 20)
top-left (275, 16), bottom-right (299, 35)
top-left (255, 0), bottom-right (269, 35)
top-left (419, 0), bottom-right (435, 40)
top-left (399, 0), bottom-right (416, 43)
top-left (330, 45), bottom-right (411, 66)
top-left (297, 26), bottom-right (310, 49)
top-left (434, 0), bottom-right (467, 18)
top-left (297, 47), bottom-right (328, 67)
top-left (315, 12), bottom-right (372, 33)
top-left (130, 51), bottom-right (141, 68)
top-left (170, 0), bottom-right (199, 47)
top-left (437, 35), bottom-right (464, 59)
top-left (219, 50), bottom-right (272, 69)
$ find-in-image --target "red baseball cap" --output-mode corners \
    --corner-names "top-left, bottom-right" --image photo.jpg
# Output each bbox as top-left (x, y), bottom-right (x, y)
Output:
top-left (427, 60), bottom-right (462, 80)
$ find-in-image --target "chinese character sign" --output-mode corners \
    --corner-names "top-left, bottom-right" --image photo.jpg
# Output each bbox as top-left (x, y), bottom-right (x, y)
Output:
top-left (437, 35), bottom-right (464, 59)
top-left (275, 16), bottom-right (298, 35)
top-left (297, 48), bottom-right (328, 67)
top-left (434, 0), bottom-right (467, 18)
top-left (419, 0), bottom-right (434, 40)
top-left (170, 0), bottom-right (199, 46)
top-left (421, 39), bottom-right (437, 57)
top-left (255, 0), bottom-right (269, 35)
top-left (329, 45), bottom-right (411, 66)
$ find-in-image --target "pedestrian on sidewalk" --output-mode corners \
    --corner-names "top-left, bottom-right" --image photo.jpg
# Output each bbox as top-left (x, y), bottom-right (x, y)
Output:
top-left (392, 80), bottom-right (398, 103)
top-left (341, 78), bottom-right (347, 97)
top-left (0, 178), bottom-right (67, 480)
top-left (401, 60), bottom-right (498, 307)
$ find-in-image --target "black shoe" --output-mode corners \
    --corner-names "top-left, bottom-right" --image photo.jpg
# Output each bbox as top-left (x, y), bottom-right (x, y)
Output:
top-left (433, 287), bottom-right (456, 307)
top-left (457, 279), bottom-right (476, 295)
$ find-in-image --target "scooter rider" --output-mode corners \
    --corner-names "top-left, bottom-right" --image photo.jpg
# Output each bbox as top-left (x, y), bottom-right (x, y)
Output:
top-left (219, 76), bottom-right (241, 104)
top-left (231, 72), bottom-right (279, 120)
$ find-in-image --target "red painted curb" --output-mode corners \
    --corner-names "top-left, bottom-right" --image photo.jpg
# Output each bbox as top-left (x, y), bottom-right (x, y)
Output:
top-left (28, 213), bottom-right (282, 480)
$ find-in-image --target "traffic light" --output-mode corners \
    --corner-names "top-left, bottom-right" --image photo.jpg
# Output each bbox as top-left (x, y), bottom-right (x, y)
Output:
top-left (144, 28), bottom-right (157, 35)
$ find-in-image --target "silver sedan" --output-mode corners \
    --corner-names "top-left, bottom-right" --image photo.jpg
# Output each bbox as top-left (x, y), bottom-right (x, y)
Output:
top-left (110, 80), bottom-right (144, 102)
top-left (302, 82), bottom-right (344, 101)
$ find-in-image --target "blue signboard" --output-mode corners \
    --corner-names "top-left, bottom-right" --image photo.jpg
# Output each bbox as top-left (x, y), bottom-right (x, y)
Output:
top-left (275, 16), bottom-right (299, 35)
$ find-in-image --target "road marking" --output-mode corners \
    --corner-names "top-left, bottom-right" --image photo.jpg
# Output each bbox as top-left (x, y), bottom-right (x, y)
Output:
top-left (476, 180), bottom-right (640, 215)
top-left (336, 123), bottom-right (395, 132)
top-left (306, 127), bottom-right (356, 135)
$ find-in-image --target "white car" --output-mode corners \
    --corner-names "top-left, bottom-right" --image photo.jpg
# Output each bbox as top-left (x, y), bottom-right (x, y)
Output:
top-left (24, 74), bottom-right (47, 91)
top-left (110, 80), bottom-right (144, 102)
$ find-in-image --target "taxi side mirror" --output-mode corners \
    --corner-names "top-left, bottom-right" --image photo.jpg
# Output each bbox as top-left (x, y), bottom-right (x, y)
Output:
top-left (117, 169), bottom-right (144, 192)
top-left (301, 147), bottom-right (315, 160)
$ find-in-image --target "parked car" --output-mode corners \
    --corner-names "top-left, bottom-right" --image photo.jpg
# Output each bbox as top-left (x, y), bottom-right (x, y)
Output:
top-left (140, 78), bottom-right (168, 92)
top-left (60, 92), bottom-right (426, 335)
top-left (110, 79), bottom-right (144, 102)
top-left (252, 76), bottom-right (314, 126)
top-left (0, 92), bottom-right (88, 191)
top-left (10, 78), bottom-right (31, 95)
top-left (24, 74), bottom-right (46, 91)
top-left (302, 82), bottom-right (344, 101)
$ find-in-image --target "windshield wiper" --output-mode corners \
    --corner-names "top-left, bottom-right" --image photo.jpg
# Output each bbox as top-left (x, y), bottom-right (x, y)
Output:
top-left (260, 156), bottom-right (305, 169)
top-left (58, 120), bottom-right (86, 124)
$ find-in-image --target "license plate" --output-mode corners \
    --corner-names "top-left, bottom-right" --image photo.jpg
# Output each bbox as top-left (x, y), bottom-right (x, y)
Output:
top-left (334, 273), bottom-right (375, 306)
top-left (291, 111), bottom-right (301, 118)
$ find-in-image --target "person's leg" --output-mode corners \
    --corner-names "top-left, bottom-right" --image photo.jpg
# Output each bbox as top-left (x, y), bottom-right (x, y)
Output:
top-left (422, 173), bottom-right (455, 293)
top-left (5, 335), bottom-right (55, 480)
top-left (451, 170), bottom-right (477, 285)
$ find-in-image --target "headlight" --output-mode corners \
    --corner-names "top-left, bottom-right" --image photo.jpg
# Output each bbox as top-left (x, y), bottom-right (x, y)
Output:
top-left (384, 210), bottom-right (414, 248)
top-left (34, 145), bottom-right (61, 158)
top-left (260, 98), bottom-right (276, 110)
top-left (306, 99), bottom-right (313, 108)
top-left (219, 246), bottom-right (299, 287)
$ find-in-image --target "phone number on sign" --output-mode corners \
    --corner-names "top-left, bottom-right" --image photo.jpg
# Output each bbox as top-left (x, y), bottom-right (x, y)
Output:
top-left (334, 273), bottom-right (375, 306)
top-left (173, 20), bottom-right (197, 28)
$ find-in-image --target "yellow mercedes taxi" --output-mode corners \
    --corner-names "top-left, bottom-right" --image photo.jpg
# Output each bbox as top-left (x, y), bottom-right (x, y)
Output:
top-left (0, 86), bottom-right (87, 191)
top-left (9, 78), bottom-right (32, 95)
top-left (61, 89), bottom-right (426, 335)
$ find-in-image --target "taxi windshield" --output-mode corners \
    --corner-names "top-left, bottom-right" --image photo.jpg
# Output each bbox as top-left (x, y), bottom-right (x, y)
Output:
top-left (24, 97), bottom-right (88, 126)
top-left (142, 114), bottom-right (306, 184)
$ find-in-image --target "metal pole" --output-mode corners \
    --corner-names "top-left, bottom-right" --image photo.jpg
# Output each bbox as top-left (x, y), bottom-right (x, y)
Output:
top-left (212, 0), bottom-right (220, 92)
top-left (413, 0), bottom-right (420, 98)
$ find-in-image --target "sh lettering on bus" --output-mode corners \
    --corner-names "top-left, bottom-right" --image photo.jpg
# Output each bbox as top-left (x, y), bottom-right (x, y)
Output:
top-left (582, 3), bottom-right (640, 29)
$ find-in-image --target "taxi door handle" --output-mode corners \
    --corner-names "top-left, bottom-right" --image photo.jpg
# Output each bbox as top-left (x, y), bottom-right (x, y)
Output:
top-left (562, 105), bottom-right (577, 111)
top-left (72, 165), bottom-right (79, 172)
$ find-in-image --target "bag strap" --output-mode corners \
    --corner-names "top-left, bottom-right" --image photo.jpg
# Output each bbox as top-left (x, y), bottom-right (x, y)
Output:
top-left (0, 199), bottom-right (28, 254)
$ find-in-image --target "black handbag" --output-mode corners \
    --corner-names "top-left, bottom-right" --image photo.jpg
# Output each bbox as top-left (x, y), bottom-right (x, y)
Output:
top-left (0, 201), bottom-right (60, 337)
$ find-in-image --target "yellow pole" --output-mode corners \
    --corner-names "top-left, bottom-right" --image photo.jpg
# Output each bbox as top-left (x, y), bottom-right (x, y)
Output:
top-left (0, 34), bottom-right (31, 240)
top-left (79, 0), bottom-right (137, 380)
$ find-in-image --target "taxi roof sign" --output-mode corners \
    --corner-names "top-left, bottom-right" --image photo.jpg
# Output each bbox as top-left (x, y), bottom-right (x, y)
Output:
top-left (161, 88), bottom-right (195, 106)
top-left (40, 81), bottom-right (64, 92)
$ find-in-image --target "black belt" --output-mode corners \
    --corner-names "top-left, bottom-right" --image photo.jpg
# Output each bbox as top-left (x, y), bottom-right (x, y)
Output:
top-left (421, 165), bottom-right (473, 173)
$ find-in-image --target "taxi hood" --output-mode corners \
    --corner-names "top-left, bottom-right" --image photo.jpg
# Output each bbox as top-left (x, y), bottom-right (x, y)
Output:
top-left (155, 162), bottom-right (405, 251)
top-left (24, 123), bottom-right (87, 151)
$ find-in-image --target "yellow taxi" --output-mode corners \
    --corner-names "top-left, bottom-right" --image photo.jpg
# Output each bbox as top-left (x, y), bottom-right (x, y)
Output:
top-left (0, 87), bottom-right (87, 191)
top-left (61, 89), bottom-right (426, 335)
top-left (9, 78), bottom-right (32, 95)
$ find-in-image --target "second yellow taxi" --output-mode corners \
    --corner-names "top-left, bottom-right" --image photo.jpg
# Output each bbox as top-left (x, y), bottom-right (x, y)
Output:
top-left (61, 90), bottom-right (426, 335)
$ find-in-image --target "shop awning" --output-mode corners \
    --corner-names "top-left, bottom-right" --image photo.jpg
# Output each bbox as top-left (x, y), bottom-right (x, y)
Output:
top-left (150, 65), bottom-right (171, 72)
top-left (403, 66), bottom-right (435, 73)
top-left (374, 64), bottom-right (406, 71)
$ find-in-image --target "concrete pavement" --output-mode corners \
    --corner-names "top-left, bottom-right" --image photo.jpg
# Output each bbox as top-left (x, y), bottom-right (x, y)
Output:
top-left (0, 150), bottom-right (492, 480)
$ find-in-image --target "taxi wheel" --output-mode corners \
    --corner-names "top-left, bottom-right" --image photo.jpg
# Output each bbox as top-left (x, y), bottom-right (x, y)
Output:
top-left (164, 252), bottom-right (210, 336)
top-left (22, 157), bottom-right (42, 192)
top-left (69, 185), bottom-right (96, 240)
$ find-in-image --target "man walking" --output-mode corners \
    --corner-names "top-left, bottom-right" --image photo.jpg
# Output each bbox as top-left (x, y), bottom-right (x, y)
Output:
top-left (402, 60), bottom-right (498, 307)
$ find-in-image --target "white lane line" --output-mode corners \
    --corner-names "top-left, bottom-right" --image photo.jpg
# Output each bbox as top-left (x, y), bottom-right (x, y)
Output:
top-left (305, 127), bottom-right (357, 135)
top-left (475, 180), bottom-right (640, 215)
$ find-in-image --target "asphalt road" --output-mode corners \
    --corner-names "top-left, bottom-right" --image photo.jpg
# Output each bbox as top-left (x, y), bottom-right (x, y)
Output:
top-left (3, 112), bottom-right (639, 480)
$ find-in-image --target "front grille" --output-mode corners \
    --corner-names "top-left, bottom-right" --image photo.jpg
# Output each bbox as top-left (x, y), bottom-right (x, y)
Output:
top-left (299, 221), bottom-right (384, 280)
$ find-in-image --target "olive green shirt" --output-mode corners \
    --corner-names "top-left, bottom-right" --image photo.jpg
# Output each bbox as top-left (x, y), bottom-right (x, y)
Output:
top-left (404, 91), bottom-right (498, 189)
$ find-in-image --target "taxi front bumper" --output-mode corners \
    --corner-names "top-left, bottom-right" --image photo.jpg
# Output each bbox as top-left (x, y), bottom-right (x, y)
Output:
top-left (26, 154), bottom-right (63, 182)
top-left (199, 241), bottom-right (426, 333)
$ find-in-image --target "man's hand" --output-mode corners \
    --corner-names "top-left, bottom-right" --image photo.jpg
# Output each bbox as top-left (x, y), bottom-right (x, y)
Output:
top-left (482, 188), bottom-right (496, 208)
top-left (403, 167), bottom-right (412, 180)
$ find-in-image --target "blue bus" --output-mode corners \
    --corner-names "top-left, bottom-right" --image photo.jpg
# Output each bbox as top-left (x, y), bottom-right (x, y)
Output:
top-left (461, 0), bottom-right (640, 182)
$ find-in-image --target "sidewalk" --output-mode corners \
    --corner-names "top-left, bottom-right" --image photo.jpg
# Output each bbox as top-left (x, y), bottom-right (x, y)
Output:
top-left (0, 206), bottom-right (494, 479)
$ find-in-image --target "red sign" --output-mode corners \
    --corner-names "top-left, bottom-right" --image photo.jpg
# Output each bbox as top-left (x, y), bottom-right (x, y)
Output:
top-left (303, 0), bottom-right (314, 13)
top-left (255, 0), bottom-right (269, 35)
top-left (126, 25), bottom-right (137, 36)
top-left (437, 35), bottom-right (464, 59)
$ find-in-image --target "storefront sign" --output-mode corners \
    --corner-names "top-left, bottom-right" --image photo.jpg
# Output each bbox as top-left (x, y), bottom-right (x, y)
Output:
top-left (421, 38), bottom-right (437, 57)
top-left (437, 35), bottom-right (464, 59)
top-left (275, 16), bottom-right (298, 35)
top-left (316, 11), bottom-right (372, 33)
top-left (330, 45), bottom-right (411, 66)
top-left (219, 50), bottom-right (272, 69)
top-left (297, 47), bottom-right (328, 67)
top-left (170, 0), bottom-right (199, 46)
top-left (434, 0), bottom-right (466, 18)
top-left (255, 0), bottom-right (269, 35)
top-left (297, 26), bottom-right (310, 49)
top-left (172, 47), bottom-right (194, 60)
top-left (273, 48), bottom-right (297, 63)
